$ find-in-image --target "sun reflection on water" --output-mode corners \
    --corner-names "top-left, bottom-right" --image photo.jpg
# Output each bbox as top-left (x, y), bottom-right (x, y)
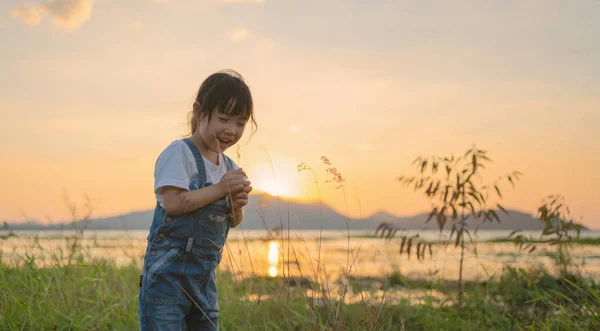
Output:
top-left (268, 266), bottom-right (278, 277)
top-left (268, 241), bottom-right (279, 277)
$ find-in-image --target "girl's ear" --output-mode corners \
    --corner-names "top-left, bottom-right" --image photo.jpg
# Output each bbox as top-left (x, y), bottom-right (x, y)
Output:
top-left (191, 102), bottom-right (202, 134)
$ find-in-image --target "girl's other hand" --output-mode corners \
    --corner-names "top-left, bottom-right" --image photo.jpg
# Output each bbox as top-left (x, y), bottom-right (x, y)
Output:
top-left (232, 192), bottom-right (250, 209)
top-left (218, 169), bottom-right (248, 196)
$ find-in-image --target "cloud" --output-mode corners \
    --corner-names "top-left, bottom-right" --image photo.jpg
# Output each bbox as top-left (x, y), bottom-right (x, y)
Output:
top-left (11, 0), bottom-right (94, 30)
top-left (130, 20), bottom-right (144, 31)
top-left (229, 27), bottom-right (250, 41)
top-left (10, 4), bottom-right (46, 26)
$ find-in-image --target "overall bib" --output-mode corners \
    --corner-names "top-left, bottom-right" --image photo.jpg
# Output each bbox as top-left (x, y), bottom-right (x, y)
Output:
top-left (139, 138), bottom-right (233, 331)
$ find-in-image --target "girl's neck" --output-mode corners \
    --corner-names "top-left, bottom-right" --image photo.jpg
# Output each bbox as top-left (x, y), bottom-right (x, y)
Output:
top-left (191, 132), bottom-right (220, 165)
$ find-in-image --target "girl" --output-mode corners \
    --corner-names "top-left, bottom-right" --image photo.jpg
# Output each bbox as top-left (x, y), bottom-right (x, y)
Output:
top-left (139, 70), bottom-right (256, 330)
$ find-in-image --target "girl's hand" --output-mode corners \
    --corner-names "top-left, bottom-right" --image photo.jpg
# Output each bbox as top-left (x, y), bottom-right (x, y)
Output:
top-left (218, 169), bottom-right (248, 196)
top-left (232, 184), bottom-right (253, 209)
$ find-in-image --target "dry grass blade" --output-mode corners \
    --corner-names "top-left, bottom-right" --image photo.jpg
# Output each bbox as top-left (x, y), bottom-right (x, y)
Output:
top-left (400, 237), bottom-right (407, 254)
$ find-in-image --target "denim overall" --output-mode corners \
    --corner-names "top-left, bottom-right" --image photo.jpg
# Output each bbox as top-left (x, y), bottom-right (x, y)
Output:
top-left (139, 138), bottom-right (233, 331)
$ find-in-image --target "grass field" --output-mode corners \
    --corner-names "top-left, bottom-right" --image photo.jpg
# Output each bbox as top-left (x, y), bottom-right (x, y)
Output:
top-left (1, 235), bottom-right (599, 331)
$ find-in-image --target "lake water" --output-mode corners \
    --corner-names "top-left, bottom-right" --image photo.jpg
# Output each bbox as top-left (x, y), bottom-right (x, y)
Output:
top-left (3, 229), bottom-right (600, 285)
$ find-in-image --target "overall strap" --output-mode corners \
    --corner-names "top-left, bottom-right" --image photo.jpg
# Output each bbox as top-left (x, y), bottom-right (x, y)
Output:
top-left (182, 138), bottom-right (207, 185)
top-left (223, 154), bottom-right (235, 172)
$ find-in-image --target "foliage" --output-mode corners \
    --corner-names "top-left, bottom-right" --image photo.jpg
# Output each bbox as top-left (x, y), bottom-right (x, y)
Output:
top-left (398, 146), bottom-right (521, 237)
top-left (394, 146), bottom-right (522, 308)
top-left (374, 224), bottom-right (433, 261)
top-left (510, 194), bottom-right (585, 271)
top-left (0, 221), bottom-right (16, 240)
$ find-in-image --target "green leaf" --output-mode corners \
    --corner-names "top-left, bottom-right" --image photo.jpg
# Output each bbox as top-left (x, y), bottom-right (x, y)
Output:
top-left (443, 186), bottom-right (450, 202)
top-left (494, 185), bottom-right (502, 198)
top-left (425, 181), bottom-right (434, 196)
top-left (508, 230), bottom-right (521, 238)
top-left (465, 148), bottom-right (473, 157)
top-left (426, 208), bottom-right (438, 223)
top-left (437, 211), bottom-right (447, 231)
top-left (468, 192), bottom-right (481, 205)
top-left (467, 202), bottom-right (476, 215)
top-left (432, 181), bottom-right (440, 195)
top-left (497, 203), bottom-right (508, 215)
top-left (464, 229), bottom-right (473, 242)
top-left (491, 210), bottom-right (500, 223)
top-left (399, 237), bottom-right (407, 254)
top-left (482, 211), bottom-right (490, 222)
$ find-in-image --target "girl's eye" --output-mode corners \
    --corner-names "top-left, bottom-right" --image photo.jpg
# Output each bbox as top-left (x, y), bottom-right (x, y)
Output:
top-left (237, 122), bottom-right (245, 128)
top-left (218, 117), bottom-right (227, 123)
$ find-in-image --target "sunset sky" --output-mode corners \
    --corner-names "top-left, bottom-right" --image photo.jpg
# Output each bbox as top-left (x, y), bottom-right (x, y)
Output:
top-left (1, 0), bottom-right (599, 227)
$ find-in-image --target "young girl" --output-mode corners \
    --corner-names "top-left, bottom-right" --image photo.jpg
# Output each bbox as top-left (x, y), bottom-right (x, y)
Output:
top-left (139, 70), bottom-right (256, 330)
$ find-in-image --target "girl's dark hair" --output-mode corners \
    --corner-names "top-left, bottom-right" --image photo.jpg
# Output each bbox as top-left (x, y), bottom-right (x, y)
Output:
top-left (189, 69), bottom-right (256, 135)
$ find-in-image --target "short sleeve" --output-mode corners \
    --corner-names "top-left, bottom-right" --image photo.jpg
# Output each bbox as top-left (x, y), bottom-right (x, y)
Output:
top-left (154, 141), bottom-right (195, 195)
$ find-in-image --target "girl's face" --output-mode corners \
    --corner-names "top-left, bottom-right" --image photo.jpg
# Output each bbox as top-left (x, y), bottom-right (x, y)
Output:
top-left (197, 110), bottom-right (247, 153)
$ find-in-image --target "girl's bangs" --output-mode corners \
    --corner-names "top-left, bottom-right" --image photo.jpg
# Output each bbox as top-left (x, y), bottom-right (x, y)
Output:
top-left (217, 93), bottom-right (252, 120)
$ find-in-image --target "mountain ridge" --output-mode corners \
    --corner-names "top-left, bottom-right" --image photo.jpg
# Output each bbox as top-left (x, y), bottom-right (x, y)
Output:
top-left (4, 193), bottom-right (575, 232)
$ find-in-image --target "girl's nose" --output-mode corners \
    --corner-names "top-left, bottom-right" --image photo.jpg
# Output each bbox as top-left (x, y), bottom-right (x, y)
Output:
top-left (225, 124), bottom-right (236, 135)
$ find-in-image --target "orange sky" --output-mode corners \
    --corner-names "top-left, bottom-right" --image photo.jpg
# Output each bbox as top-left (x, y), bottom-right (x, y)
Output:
top-left (1, 0), bottom-right (599, 227)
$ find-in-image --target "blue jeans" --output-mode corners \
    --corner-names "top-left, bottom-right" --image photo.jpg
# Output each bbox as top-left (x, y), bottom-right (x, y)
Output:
top-left (139, 236), bottom-right (223, 331)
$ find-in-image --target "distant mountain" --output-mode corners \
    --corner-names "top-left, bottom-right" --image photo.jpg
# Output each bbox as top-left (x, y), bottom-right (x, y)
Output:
top-left (4, 193), bottom-right (573, 232)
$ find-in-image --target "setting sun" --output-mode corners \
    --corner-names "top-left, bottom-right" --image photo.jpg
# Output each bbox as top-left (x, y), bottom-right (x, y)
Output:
top-left (263, 181), bottom-right (281, 196)
top-left (245, 155), bottom-right (303, 198)
top-left (251, 176), bottom-right (285, 196)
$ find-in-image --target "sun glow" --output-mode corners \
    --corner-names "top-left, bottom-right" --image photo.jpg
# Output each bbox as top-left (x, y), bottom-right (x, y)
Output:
top-left (268, 241), bottom-right (279, 264)
top-left (268, 266), bottom-right (278, 277)
top-left (251, 174), bottom-right (295, 197)
top-left (263, 181), bottom-right (281, 196)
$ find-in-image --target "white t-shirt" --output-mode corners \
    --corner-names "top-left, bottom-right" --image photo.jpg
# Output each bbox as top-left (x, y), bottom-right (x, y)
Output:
top-left (154, 140), bottom-right (239, 207)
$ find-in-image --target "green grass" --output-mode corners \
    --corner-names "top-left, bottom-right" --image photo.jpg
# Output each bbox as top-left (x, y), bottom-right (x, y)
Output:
top-left (1, 249), bottom-right (599, 331)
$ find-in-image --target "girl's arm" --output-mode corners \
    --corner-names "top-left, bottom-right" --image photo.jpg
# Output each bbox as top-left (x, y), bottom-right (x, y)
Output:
top-left (160, 184), bottom-right (226, 216)
top-left (229, 186), bottom-right (251, 228)
top-left (161, 169), bottom-right (248, 216)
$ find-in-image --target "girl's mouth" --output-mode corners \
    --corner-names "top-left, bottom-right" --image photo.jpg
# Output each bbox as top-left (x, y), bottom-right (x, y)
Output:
top-left (217, 137), bottom-right (231, 147)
